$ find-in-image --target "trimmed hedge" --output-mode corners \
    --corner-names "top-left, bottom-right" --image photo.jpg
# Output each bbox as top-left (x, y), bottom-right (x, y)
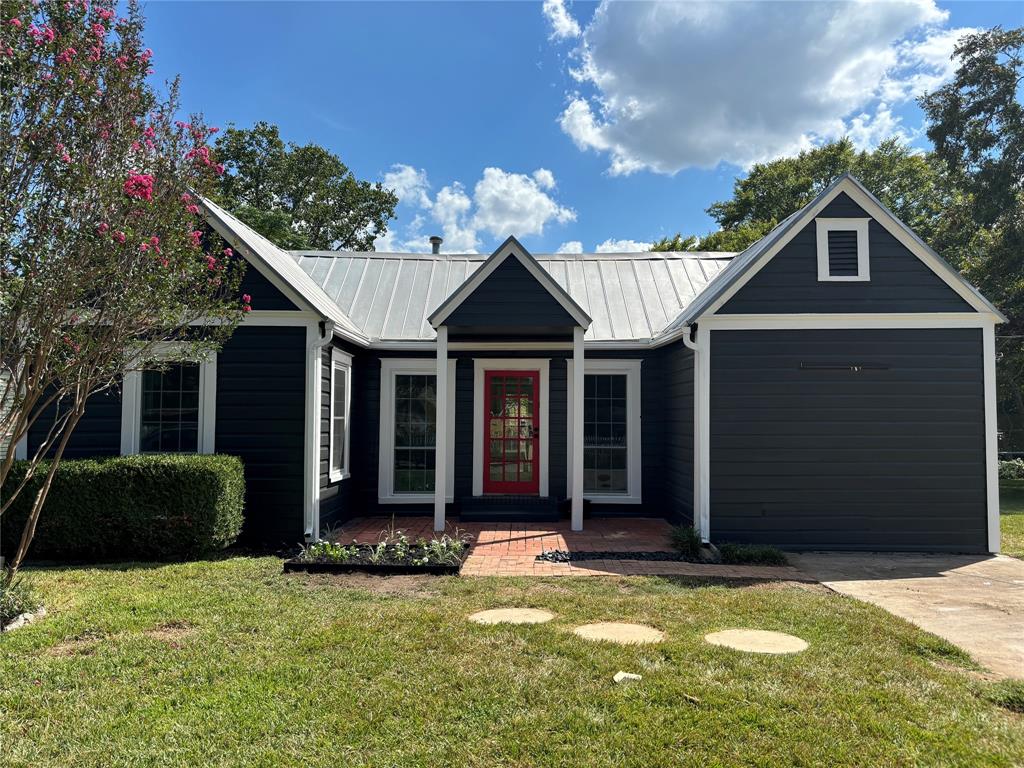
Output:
top-left (1, 454), bottom-right (245, 561)
top-left (999, 459), bottom-right (1024, 481)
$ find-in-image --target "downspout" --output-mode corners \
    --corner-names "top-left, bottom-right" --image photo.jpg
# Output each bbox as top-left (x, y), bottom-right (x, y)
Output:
top-left (304, 319), bottom-right (336, 541)
top-left (680, 324), bottom-right (709, 542)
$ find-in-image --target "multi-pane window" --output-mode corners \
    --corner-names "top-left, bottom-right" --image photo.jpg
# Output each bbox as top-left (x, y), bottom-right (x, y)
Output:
top-left (582, 373), bottom-right (628, 493)
top-left (393, 374), bottom-right (437, 493)
top-left (330, 351), bottom-right (351, 479)
top-left (139, 363), bottom-right (200, 453)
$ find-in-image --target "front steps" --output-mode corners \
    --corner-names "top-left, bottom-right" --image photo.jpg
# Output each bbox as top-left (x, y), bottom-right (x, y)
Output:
top-left (458, 495), bottom-right (561, 523)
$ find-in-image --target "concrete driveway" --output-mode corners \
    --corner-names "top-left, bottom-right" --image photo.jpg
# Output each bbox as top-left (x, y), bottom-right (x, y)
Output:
top-left (791, 552), bottom-right (1024, 679)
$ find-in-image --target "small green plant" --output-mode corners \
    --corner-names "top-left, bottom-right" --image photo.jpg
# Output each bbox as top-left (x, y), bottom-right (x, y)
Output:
top-left (998, 458), bottom-right (1024, 480)
top-left (299, 541), bottom-right (357, 563)
top-left (368, 541), bottom-right (388, 564)
top-left (984, 680), bottom-right (1024, 713)
top-left (669, 525), bottom-right (702, 558)
top-left (718, 542), bottom-right (788, 566)
top-left (0, 572), bottom-right (41, 628)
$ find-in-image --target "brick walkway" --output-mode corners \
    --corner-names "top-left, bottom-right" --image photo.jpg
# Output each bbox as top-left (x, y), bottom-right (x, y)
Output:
top-left (332, 517), bottom-right (806, 580)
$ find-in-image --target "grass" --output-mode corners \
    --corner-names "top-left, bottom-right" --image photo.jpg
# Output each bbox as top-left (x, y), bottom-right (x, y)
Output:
top-left (1001, 480), bottom-right (1024, 559)
top-left (718, 542), bottom-right (789, 566)
top-left (2, 559), bottom-right (1023, 767)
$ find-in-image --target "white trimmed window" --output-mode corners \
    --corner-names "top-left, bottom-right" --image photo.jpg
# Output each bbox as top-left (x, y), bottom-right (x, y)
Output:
top-left (816, 218), bottom-right (870, 281)
top-left (567, 359), bottom-right (642, 504)
top-left (329, 348), bottom-right (352, 482)
top-left (377, 358), bottom-right (455, 504)
top-left (121, 349), bottom-right (217, 455)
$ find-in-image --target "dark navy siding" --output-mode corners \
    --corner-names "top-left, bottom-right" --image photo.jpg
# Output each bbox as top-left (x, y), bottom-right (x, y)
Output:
top-left (27, 389), bottom-right (122, 458)
top-left (709, 328), bottom-right (987, 552)
top-left (239, 264), bottom-right (300, 311)
top-left (216, 326), bottom-right (306, 542)
top-left (720, 193), bottom-right (975, 314)
top-left (445, 257), bottom-right (577, 332)
top-left (663, 341), bottom-right (694, 524)
top-left (318, 339), bottom-right (362, 530)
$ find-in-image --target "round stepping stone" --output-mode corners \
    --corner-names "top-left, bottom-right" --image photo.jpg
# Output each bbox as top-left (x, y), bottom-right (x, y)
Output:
top-left (704, 629), bottom-right (808, 654)
top-left (468, 608), bottom-right (555, 625)
top-left (573, 622), bottom-right (665, 645)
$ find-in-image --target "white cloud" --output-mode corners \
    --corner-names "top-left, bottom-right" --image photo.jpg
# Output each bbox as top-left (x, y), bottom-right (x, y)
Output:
top-left (472, 167), bottom-right (575, 238)
top-left (595, 238), bottom-right (651, 253)
top-left (382, 163), bottom-right (431, 208)
top-left (556, 240), bottom-right (584, 254)
top-left (373, 166), bottom-right (575, 253)
top-left (553, 0), bottom-right (971, 174)
top-left (543, 0), bottom-right (581, 41)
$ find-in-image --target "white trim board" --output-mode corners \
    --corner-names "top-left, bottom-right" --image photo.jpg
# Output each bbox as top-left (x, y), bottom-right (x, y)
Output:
top-left (472, 358), bottom-right (550, 498)
top-left (377, 357), bottom-right (457, 504)
top-left (816, 218), bottom-right (869, 282)
top-left (984, 323), bottom-right (1000, 553)
top-left (700, 313), bottom-right (995, 331)
top-left (428, 236), bottom-right (591, 329)
top-left (329, 348), bottom-right (353, 483)
top-left (566, 358), bottom-right (643, 505)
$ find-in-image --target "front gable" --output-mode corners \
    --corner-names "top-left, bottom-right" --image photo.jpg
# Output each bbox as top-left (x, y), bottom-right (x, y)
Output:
top-left (429, 237), bottom-right (591, 335)
top-left (718, 192), bottom-right (975, 314)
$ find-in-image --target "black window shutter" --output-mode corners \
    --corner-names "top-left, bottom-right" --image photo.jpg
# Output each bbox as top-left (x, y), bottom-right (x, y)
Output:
top-left (827, 230), bottom-right (859, 276)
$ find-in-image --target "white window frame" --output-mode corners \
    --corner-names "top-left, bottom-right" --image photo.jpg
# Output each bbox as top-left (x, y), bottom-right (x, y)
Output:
top-left (471, 358), bottom-right (550, 498)
top-left (567, 359), bottom-right (642, 505)
top-left (120, 346), bottom-right (217, 455)
top-left (329, 348), bottom-right (352, 482)
top-left (816, 218), bottom-right (870, 282)
top-left (378, 357), bottom-right (456, 504)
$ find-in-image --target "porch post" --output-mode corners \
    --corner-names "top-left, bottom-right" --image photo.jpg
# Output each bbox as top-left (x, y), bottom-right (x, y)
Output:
top-left (571, 326), bottom-right (584, 531)
top-left (434, 325), bottom-right (448, 532)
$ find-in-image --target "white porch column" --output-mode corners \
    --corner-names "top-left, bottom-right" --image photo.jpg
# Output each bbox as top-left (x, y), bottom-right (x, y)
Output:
top-left (571, 326), bottom-right (585, 531)
top-left (434, 326), bottom-right (448, 532)
top-left (696, 325), bottom-right (711, 542)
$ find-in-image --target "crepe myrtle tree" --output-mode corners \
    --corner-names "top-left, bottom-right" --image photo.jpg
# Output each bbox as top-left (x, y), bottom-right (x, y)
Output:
top-left (0, 0), bottom-right (249, 574)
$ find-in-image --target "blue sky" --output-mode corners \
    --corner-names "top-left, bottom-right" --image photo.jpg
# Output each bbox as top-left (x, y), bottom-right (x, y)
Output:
top-left (143, 1), bottom-right (1021, 253)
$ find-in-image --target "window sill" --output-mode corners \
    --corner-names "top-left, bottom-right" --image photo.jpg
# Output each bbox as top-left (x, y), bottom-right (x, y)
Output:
top-left (329, 470), bottom-right (350, 484)
top-left (584, 494), bottom-right (642, 505)
top-left (378, 495), bottom-right (455, 505)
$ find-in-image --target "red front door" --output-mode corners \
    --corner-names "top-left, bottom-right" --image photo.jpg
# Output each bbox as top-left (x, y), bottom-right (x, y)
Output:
top-left (483, 370), bottom-right (540, 494)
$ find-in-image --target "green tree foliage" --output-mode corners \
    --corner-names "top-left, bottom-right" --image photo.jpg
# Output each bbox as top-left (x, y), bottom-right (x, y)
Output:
top-left (214, 122), bottom-right (398, 250)
top-left (921, 26), bottom-right (1024, 449)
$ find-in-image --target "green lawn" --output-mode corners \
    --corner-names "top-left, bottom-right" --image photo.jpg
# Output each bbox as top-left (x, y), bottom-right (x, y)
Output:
top-left (3, 560), bottom-right (1022, 767)
top-left (1002, 480), bottom-right (1024, 558)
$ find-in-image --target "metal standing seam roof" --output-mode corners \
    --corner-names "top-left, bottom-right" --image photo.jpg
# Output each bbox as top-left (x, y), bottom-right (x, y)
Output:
top-left (290, 251), bottom-right (735, 342)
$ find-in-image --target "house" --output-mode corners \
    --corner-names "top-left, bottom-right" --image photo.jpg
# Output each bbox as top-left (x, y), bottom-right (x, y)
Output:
top-left (23, 174), bottom-right (1006, 552)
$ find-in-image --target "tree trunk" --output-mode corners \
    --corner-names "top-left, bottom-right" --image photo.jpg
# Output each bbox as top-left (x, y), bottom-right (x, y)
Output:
top-left (6, 406), bottom-right (85, 577)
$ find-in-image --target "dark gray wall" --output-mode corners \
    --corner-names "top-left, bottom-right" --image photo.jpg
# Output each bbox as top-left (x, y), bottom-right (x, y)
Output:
top-left (720, 193), bottom-right (975, 315)
top-left (709, 328), bottom-right (987, 552)
top-left (238, 264), bottom-right (300, 312)
top-left (663, 341), bottom-right (695, 524)
top-left (216, 325), bottom-right (306, 543)
top-left (445, 257), bottom-right (577, 334)
top-left (28, 389), bottom-right (122, 458)
top-left (318, 339), bottom-right (362, 530)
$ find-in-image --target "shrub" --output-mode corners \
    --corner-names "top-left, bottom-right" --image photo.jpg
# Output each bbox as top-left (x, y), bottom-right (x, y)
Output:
top-left (718, 542), bottom-right (789, 566)
top-left (1, 455), bottom-right (244, 562)
top-left (670, 525), bottom-right (702, 558)
top-left (998, 459), bottom-right (1024, 480)
top-left (0, 573), bottom-right (40, 628)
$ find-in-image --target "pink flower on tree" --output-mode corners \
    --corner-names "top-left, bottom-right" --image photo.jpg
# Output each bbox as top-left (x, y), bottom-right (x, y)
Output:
top-left (97, 8), bottom-right (113, 20)
top-left (114, 55), bottom-right (129, 70)
top-left (112, 230), bottom-right (126, 244)
top-left (214, 163), bottom-right (225, 176)
top-left (186, 204), bottom-right (200, 215)
top-left (96, 222), bottom-right (109, 234)
top-left (55, 47), bottom-right (77, 65)
top-left (205, 255), bottom-right (218, 270)
top-left (223, 247), bottom-right (233, 258)
top-left (90, 23), bottom-right (105, 37)
top-left (9, 18), bottom-right (22, 28)
top-left (190, 230), bottom-right (203, 247)
top-left (122, 172), bottom-right (154, 201)
top-left (139, 242), bottom-right (150, 252)
top-left (180, 192), bottom-right (192, 202)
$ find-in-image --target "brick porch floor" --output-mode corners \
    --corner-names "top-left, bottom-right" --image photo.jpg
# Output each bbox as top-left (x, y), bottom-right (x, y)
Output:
top-left (331, 517), bottom-right (806, 580)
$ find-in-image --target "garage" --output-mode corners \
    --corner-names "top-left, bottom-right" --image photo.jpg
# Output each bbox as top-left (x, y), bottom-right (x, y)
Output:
top-left (708, 327), bottom-right (988, 551)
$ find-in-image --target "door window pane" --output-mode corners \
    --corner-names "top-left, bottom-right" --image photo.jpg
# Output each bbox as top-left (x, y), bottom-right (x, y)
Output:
top-left (139, 363), bottom-right (200, 453)
top-left (394, 374), bottom-right (436, 493)
top-left (582, 373), bottom-right (628, 493)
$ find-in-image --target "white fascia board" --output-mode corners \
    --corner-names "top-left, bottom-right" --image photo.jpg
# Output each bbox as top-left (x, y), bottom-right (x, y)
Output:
top-left (428, 236), bottom-right (591, 329)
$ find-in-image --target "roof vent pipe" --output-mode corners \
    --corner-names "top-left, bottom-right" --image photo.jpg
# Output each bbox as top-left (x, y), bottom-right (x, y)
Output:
top-left (429, 235), bottom-right (443, 254)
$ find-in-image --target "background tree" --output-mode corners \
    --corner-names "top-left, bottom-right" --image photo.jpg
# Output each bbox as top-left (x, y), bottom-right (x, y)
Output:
top-left (920, 26), bottom-right (1023, 449)
top-left (1, 0), bottom-right (246, 574)
top-left (652, 138), bottom-right (945, 252)
top-left (214, 122), bottom-right (398, 250)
